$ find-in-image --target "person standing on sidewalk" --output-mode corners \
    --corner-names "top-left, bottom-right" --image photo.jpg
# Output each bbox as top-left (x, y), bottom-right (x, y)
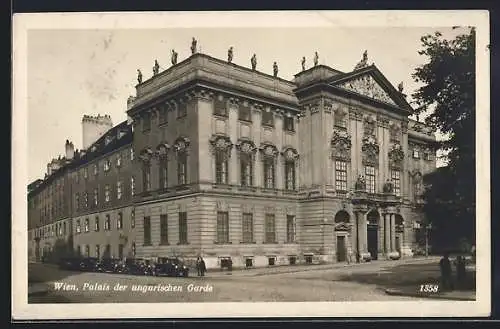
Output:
top-left (196, 257), bottom-right (202, 277)
top-left (439, 252), bottom-right (453, 291)
top-left (199, 257), bottom-right (206, 277)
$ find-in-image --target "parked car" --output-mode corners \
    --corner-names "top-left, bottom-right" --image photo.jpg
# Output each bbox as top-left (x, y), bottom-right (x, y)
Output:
top-left (154, 257), bottom-right (189, 277)
top-left (96, 258), bottom-right (120, 273)
top-left (59, 257), bottom-right (82, 271)
top-left (79, 257), bottom-right (100, 272)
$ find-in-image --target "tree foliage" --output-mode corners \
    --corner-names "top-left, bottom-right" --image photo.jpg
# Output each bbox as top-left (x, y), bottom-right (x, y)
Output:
top-left (411, 27), bottom-right (476, 251)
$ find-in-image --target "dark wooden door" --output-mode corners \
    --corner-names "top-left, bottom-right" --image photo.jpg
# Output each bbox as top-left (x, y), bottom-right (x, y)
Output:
top-left (367, 224), bottom-right (378, 260)
top-left (336, 235), bottom-right (346, 262)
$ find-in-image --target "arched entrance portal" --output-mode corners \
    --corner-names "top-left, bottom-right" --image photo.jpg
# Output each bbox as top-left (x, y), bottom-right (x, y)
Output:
top-left (334, 210), bottom-right (350, 262)
top-left (367, 210), bottom-right (380, 260)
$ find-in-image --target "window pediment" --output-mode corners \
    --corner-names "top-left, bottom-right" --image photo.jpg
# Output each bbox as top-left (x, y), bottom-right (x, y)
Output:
top-left (336, 73), bottom-right (398, 106)
top-left (139, 148), bottom-right (154, 163)
top-left (331, 129), bottom-right (352, 159)
top-left (281, 147), bottom-right (299, 161)
top-left (209, 135), bottom-right (233, 156)
top-left (259, 143), bottom-right (279, 158)
top-left (388, 143), bottom-right (405, 168)
top-left (235, 139), bottom-right (257, 154)
top-left (361, 136), bottom-right (379, 165)
top-left (173, 136), bottom-right (190, 153)
top-left (156, 143), bottom-right (170, 158)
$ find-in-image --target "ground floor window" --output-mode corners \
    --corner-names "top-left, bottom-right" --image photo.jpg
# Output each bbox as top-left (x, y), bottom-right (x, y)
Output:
top-left (289, 256), bottom-right (297, 265)
top-left (268, 257), bottom-right (276, 266)
top-left (305, 255), bottom-right (313, 264)
top-left (245, 258), bottom-right (254, 268)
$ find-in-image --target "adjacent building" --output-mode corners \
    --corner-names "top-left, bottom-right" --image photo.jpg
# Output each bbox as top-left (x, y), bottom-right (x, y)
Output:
top-left (28, 51), bottom-right (436, 269)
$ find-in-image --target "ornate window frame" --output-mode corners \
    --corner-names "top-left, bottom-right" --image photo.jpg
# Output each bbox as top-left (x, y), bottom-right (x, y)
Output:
top-left (209, 135), bottom-right (233, 185)
top-left (281, 147), bottom-right (299, 191)
top-left (235, 139), bottom-right (257, 187)
top-left (259, 142), bottom-right (279, 189)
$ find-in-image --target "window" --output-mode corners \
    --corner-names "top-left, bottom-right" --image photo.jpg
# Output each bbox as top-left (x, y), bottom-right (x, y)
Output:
top-left (159, 159), bottom-right (168, 190)
top-left (83, 167), bottom-right (88, 179)
top-left (334, 113), bottom-right (347, 129)
top-left (285, 161), bottom-right (296, 190)
top-left (143, 216), bottom-right (151, 245)
top-left (84, 218), bottom-right (89, 232)
top-left (159, 106), bottom-right (168, 125)
top-left (238, 106), bottom-right (251, 121)
top-left (364, 121), bottom-right (375, 136)
top-left (214, 97), bottom-right (228, 117)
top-left (263, 158), bottom-right (275, 189)
top-left (84, 192), bottom-right (88, 208)
top-left (95, 245), bottom-right (100, 259)
top-left (413, 149), bottom-right (420, 159)
top-left (76, 171), bottom-right (80, 183)
top-left (216, 211), bottom-right (230, 243)
top-left (116, 153), bottom-right (122, 167)
top-left (335, 160), bottom-right (348, 191)
top-left (75, 193), bottom-right (80, 210)
top-left (424, 152), bottom-right (433, 161)
top-left (104, 244), bottom-right (111, 258)
top-left (240, 154), bottom-right (253, 187)
top-left (130, 176), bottom-right (136, 196)
top-left (104, 185), bottom-right (111, 203)
top-left (131, 242), bottom-right (136, 256)
top-left (93, 188), bottom-right (98, 206)
top-left (116, 181), bottom-right (122, 200)
top-left (85, 245), bottom-right (90, 257)
top-left (391, 170), bottom-right (401, 197)
top-left (93, 163), bottom-right (99, 176)
top-left (142, 163), bottom-right (151, 192)
top-left (105, 215), bottom-right (111, 231)
top-left (262, 111), bottom-right (274, 127)
top-left (242, 213), bottom-right (254, 243)
top-left (178, 212), bottom-right (188, 244)
top-left (131, 210), bottom-right (135, 228)
top-left (76, 245), bottom-right (81, 256)
top-left (104, 159), bottom-right (111, 172)
top-left (265, 214), bottom-right (276, 243)
top-left (76, 219), bottom-right (81, 234)
top-left (95, 216), bottom-right (100, 231)
top-left (63, 222), bottom-right (66, 235)
top-left (143, 112), bottom-right (151, 132)
top-left (215, 152), bottom-right (228, 184)
top-left (177, 152), bottom-right (187, 185)
top-left (118, 244), bottom-right (124, 259)
top-left (365, 166), bottom-right (376, 194)
top-left (177, 102), bottom-right (187, 118)
top-left (284, 116), bottom-right (295, 132)
top-left (117, 212), bottom-right (123, 229)
top-left (58, 223), bottom-right (63, 236)
top-left (160, 214), bottom-right (168, 245)
top-left (268, 257), bottom-right (276, 266)
top-left (130, 148), bottom-right (135, 161)
top-left (286, 215), bottom-right (296, 243)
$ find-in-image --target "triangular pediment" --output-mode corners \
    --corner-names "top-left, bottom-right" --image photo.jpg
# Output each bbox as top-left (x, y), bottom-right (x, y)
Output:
top-left (329, 66), bottom-right (412, 113)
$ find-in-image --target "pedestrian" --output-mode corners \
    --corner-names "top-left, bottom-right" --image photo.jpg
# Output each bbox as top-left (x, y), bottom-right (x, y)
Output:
top-left (439, 252), bottom-right (453, 291)
top-left (456, 255), bottom-right (466, 289)
top-left (199, 257), bottom-right (206, 277)
top-left (196, 256), bottom-right (202, 276)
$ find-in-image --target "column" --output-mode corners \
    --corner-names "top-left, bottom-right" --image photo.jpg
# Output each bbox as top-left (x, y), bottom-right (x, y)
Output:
top-left (229, 104), bottom-right (238, 185)
top-left (384, 213), bottom-right (390, 255)
top-left (360, 214), bottom-right (367, 255)
top-left (390, 213), bottom-right (396, 252)
top-left (350, 213), bottom-right (359, 262)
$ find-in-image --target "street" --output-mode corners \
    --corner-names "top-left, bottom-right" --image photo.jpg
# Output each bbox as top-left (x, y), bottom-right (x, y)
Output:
top-left (28, 258), bottom-right (450, 303)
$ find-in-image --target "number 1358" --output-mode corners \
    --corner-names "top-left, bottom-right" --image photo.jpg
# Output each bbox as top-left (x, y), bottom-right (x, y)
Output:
top-left (420, 284), bottom-right (439, 293)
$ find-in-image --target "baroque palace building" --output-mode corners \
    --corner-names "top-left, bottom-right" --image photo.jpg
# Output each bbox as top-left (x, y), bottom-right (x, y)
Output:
top-left (28, 49), bottom-right (436, 269)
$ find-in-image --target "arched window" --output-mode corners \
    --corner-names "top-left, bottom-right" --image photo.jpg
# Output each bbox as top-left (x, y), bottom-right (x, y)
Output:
top-left (334, 210), bottom-right (350, 223)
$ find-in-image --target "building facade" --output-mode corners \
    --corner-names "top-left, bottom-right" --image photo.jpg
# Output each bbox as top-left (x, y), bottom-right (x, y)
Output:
top-left (28, 52), bottom-right (436, 269)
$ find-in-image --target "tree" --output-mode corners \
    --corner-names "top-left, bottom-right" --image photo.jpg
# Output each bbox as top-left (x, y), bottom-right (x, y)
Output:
top-left (411, 27), bottom-right (476, 252)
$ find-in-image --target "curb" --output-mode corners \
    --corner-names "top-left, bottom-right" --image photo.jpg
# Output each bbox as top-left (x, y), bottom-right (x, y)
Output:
top-left (384, 288), bottom-right (475, 301)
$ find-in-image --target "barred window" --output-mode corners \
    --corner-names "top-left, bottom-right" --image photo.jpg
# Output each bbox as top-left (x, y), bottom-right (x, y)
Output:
top-left (242, 213), bottom-right (253, 243)
top-left (215, 152), bottom-right (228, 184)
top-left (263, 158), bottom-right (275, 189)
top-left (335, 160), bottom-right (348, 191)
top-left (285, 160), bottom-right (296, 190)
top-left (391, 170), bottom-right (401, 197)
top-left (94, 216), bottom-right (100, 231)
top-left (216, 211), bottom-right (229, 243)
top-left (240, 154), bottom-right (253, 187)
top-left (178, 212), bottom-right (188, 244)
top-left (160, 214), bottom-right (168, 244)
top-left (264, 214), bottom-right (276, 243)
top-left (286, 215), bottom-right (296, 243)
top-left (365, 166), bottom-right (376, 194)
top-left (143, 216), bottom-right (151, 245)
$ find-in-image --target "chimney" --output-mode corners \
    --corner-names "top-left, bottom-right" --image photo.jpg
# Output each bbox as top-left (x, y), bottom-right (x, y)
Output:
top-left (65, 140), bottom-right (75, 160)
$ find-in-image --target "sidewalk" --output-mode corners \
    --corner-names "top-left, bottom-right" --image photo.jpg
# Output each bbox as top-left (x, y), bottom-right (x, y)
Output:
top-left (204, 256), bottom-right (440, 278)
top-left (385, 287), bottom-right (475, 301)
top-left (28, 283), bottom-right (51, 297)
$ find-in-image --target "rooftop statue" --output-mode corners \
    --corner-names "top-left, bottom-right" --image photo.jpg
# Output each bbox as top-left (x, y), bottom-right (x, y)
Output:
top-left (153, 59), bottom-right (160, 76)
top-left (273, 62), bottom-right (278, 77)
top-left (301, 56), bottom-right (306, 71)
top-left (251, 54), bottom-right (257, 70)
top-left (191, 37), bottom-right (197, 54)
top-left (314, 51), bottom-right (319, 67)
top-left (137, 69), bottom-right (143, 84)
top-left (354, 50), bottom-right (369, 70)
top-left (398, 81), bottom-right (404, 93)
top-left (228, 46), bottom-right (234, 63)
top-left (171, 49), bottom-right (178, 65)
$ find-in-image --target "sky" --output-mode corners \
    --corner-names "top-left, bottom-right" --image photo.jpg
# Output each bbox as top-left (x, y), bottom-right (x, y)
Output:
top-left (27, 25), bottom-right (466, 182)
